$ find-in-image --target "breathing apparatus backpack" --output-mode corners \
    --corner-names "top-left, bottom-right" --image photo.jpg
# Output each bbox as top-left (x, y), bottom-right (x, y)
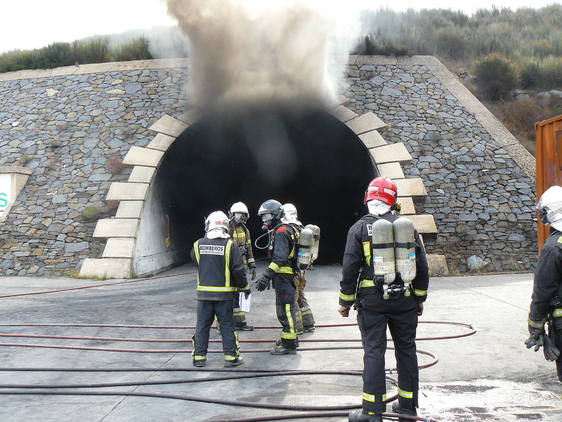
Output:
top-left (297, 224), bottom-right (321, 271)
top-left (371, 217), bottom-right (416, 299)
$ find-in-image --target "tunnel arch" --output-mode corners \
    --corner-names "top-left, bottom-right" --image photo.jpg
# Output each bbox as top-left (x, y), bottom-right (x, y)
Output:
top-left (81, 102), bottom-right (433, 278)
top-left (153, 105), bottom-right (374, 266)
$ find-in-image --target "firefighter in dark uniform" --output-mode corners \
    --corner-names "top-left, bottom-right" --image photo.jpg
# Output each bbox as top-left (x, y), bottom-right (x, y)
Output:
top-left (191, 210), bottom-right (249, 368)
top-left (282, 203), bottom-right (316, 334)
top-left (229, 201), bottom-right (257, 331)
top-left (526, 185), bottom-right (562, 379)
top-left (339, 177), bottom-right (429, 422)
top-left (255, 199), bottom-right (300, 354)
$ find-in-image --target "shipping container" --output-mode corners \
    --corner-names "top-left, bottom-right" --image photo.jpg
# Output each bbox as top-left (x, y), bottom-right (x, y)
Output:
top-left (536, 114), bottom-right (562, 251)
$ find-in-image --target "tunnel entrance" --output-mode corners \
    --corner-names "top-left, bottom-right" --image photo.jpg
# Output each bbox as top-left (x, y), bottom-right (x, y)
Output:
top-left (151, 105), bottom-right (375, 268)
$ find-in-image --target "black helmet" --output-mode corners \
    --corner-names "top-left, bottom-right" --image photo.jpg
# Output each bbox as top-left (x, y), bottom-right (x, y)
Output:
top-left (257, 199), bottom-right (283, 230)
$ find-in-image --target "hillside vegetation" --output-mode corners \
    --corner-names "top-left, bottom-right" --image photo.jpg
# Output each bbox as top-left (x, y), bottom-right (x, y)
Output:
top-left (1, 6), bottom-right (560, 153)
top-left (0, 37), bottom-right (152, 73)
top-left (356, 5), bottom-right (561, 153)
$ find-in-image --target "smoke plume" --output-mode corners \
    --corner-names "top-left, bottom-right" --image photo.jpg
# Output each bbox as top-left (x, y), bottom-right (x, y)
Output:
top-left (165, 0), bottom-right (363, 109)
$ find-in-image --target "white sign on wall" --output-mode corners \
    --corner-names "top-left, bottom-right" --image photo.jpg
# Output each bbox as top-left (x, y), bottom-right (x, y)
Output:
top-left (0, 174), bottom-right (11, 215)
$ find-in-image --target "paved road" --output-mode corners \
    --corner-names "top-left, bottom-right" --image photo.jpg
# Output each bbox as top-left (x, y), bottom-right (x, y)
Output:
top-left (0, 265), bottom-right (560, 421)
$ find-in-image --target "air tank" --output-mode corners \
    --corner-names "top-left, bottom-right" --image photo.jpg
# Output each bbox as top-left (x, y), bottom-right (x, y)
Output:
top-left (305, 224), bottom-right (321, 262)
top-left (393, 217), bottom-right (416, 294)
top-left (297, 226), bottom-right (315, 270)
top-left (371, 219), bottom-right (395, 285)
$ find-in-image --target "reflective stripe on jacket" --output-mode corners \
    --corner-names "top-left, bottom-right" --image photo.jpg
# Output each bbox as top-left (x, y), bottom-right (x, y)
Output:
top-left (339, 212), bottom-right (429, 307)
top-left (230, 223), bottom-right (256, 267)
top-left (265, 224), bottom-right (299, 278)
top-left (530, 229), bottom-right (562, 322)
top-left (192, 236), bottom-right (248, 301)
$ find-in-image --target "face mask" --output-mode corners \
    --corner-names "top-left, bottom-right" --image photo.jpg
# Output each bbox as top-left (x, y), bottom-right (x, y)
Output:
top-left (261, 214), bottom-right (273, 231)
top-left (234, 213), bottom-right (247, 224)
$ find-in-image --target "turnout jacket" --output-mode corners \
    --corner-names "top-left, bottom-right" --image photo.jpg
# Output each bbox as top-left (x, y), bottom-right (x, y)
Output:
top-left (265, 224), bottom-right (299, 279)
top-left (230, 223), bottom-right (256, 269)
top-left (529, 229), bottom-right (562, 323)
top-left (191, 236), bottom-right (249, 301)
top-left (339, 212), bottom-right (429, 307)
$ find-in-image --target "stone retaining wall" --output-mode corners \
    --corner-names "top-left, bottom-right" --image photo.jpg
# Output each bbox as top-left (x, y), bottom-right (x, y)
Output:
top-left (0, 57), bottom-right (537, 276)
top-left (343, 56), bottom-right (536, 272)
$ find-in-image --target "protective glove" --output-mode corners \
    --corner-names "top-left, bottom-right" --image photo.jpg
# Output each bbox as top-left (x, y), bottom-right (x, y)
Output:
top-left (543, 333), bottom-right (561, 361)
top-left (255, 275), bottom-right (271, 292)
top-left (416, 302), bottom-right (424, 317)
top-left (240, 285), bottom-right (251, 299)
top-left (338, 306), bottom-right (350, 318)
top-left (525, 326), bottom-right (545, 352)
top-left (249, 267), bottom-right (256, 281)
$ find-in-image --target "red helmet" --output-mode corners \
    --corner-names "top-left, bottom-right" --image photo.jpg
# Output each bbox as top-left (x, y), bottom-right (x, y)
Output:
top-left (364, 177), bottom-right (398, 206)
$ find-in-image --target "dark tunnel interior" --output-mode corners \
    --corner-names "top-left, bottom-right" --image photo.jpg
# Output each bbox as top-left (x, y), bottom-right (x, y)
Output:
top-left (154, 104), bottom-right (375, 265)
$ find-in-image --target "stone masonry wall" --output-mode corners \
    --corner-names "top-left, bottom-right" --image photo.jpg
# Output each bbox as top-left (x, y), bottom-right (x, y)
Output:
top-left (0, 62), bottom-right (188, 276)
top-left (0, 57), bottom-right (537, 276)
top-left (344, 58), bottom-right (536, 272)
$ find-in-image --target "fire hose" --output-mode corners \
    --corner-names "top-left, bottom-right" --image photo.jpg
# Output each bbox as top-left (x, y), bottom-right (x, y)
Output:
top-left (0, 322), bottom-right (474, 421)
top-left (0, 273), bottom-right (474, 421)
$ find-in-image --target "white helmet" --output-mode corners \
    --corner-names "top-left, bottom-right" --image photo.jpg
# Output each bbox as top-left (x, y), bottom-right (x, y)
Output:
top-left (537, 185), bottom-right (562, 231)
top-left (229, 202), bottom-right (249, 223)
top-left (230, 202), bottom-right (249, 216)
top-left (281, 203), bottom-right (302, 227)
top-left (204, 211), bottom-right (230, 233)
top-left (282, 203), bottom-right (298, 220)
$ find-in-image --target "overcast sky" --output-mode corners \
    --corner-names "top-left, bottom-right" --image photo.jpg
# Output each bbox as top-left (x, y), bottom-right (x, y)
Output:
top-left (0, 0), bottom-right (558, 54)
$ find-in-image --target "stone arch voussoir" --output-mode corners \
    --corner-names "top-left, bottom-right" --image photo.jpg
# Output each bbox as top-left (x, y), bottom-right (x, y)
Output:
top-left (80, 103), bottom-right (437, 279)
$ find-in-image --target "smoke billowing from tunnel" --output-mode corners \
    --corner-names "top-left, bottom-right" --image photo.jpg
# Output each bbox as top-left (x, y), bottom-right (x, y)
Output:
top-left (165, 0), bottom-right (365, 109)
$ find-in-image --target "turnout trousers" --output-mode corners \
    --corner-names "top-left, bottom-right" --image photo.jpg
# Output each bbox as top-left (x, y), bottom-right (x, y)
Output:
top-left (193, 299), bottom-right (240, 362)
top-left (273, 276), bottom-right (298, 349)
top-left (553, 316), bottom-right (562, 381)
top-left (233, 268), bottom-right (253, 327)
top-left (294, 274), bottom-right (315, 332)
top-left (357, 294), bottom-right (419, 414)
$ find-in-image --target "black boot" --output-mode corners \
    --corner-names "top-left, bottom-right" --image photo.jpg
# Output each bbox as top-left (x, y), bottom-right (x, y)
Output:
top-left (234, 322), bottom-right (254, 331)
top-left (271, 340), bottom-right (297, 355)
top-left (391, 401), bottom-right (417, 421)
top-left (348, 410), bottom-right (383, 422)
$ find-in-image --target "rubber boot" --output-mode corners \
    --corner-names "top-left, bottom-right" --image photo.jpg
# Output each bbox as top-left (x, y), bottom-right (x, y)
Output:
top-left (391, 401), bottom-right (417, 421)
top-left (192, 359), bottom-right (206, 367)
top-left (234, 322), bottom-right (254, 331)
top-left (348, 410), bottom-right (383, 422)
top-left (271, 339), bottom-right (297, 355)
top-left (224, 357), bottom-right (244, 367)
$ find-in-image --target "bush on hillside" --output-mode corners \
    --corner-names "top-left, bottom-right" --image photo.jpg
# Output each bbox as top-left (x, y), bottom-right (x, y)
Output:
top-left (520, 57), bottom-right (562, 89)
top-left (33, 42), bottom-right (75, 68)
top-left (473, 53), bottom-right (518, 101)
top-left (434, 27), bottom-right (467, 59)
top-left (73, 38), bottom-right (111, 64)
top-left (113, 37), bottom-right (152, 62)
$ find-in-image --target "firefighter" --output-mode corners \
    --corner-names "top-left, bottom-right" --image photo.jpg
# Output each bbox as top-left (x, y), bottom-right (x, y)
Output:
top-left (339, 177), bottom-right (429, 422)
top-left (255, 199), bottom-right (299, 354)
top-left (191, 210), bottom-right (249, 368)
top-left (526, 185), bottom-right (562, 380)
top-left (282, 203), bottom-right (316, 334)
top-left (229, 202), bottom-right (257, 331)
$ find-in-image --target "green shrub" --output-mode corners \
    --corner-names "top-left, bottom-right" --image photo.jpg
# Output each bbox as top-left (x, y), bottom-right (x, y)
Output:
top-left (73, 38), bottom-right (111, 64)
top-left (519, 57), bottom-right (562, 89)
top-left (541, 57), bottom-right (562, 88)
top-left (473, 53), bottom-right (518, 101)
top-left (519, 60), bottom-right (542, 89)
top-left (32, 42), bottom-right (75, 69)
top-left (435, 27), bottom-right (467, 59)
top-left (113, 37), bottom-right (152, 62)
top-left (354, 35), bottom-right (409, 56)
top-left (0, 50), bottom-right (34, 72)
